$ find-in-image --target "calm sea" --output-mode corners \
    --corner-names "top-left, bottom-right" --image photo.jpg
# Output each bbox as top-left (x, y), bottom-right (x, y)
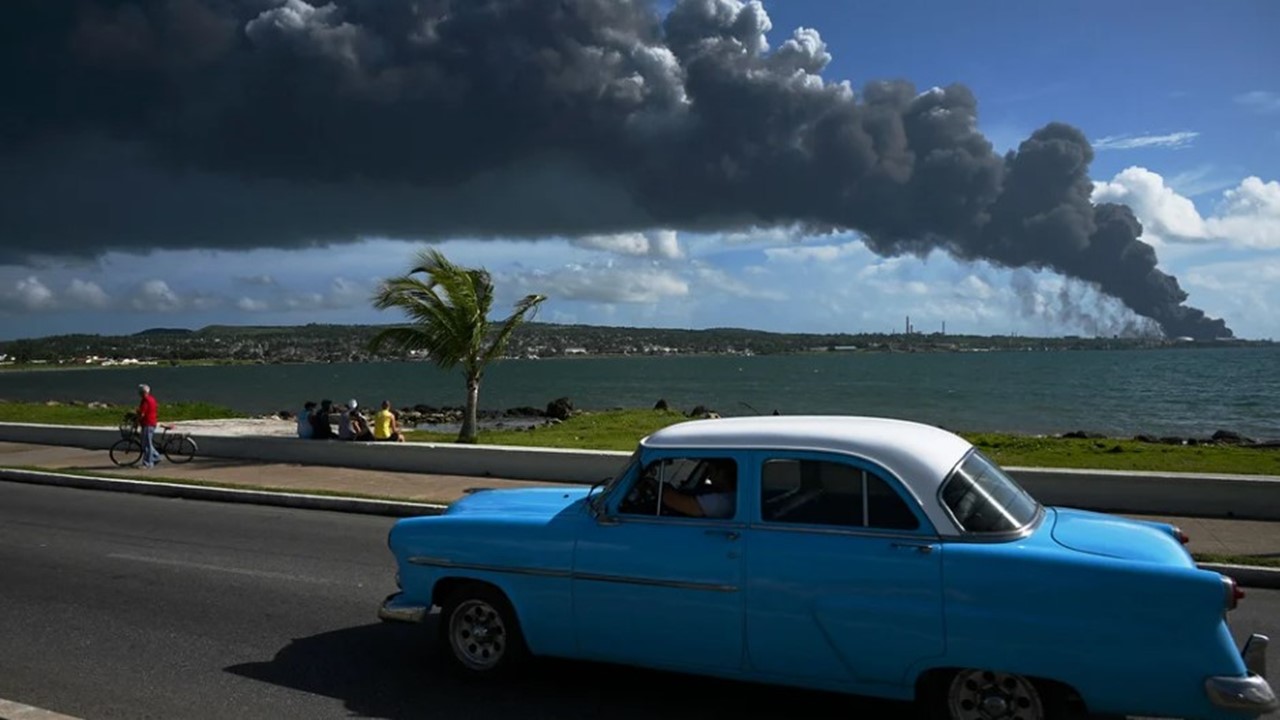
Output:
top-left (1, 346), bottom-right (1276, 440)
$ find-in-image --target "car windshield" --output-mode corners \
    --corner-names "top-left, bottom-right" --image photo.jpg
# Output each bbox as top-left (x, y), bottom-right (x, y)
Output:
top-left (588, 449), bottom-right (640, 514)
top-left (940, 450), bottom-right (1040, 533)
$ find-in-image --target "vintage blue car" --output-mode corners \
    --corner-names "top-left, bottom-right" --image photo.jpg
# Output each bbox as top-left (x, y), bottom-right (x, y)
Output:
top-left (379, 415), bottom-right (1276, 720)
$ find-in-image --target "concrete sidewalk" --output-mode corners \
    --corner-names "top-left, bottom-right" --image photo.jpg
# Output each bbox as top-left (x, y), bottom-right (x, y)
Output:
top-left (2, 440), bottom-right (1277, 580)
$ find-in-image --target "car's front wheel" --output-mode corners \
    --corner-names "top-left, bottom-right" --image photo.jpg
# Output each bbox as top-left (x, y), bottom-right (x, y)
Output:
top-left (438, 583), bottom-right (528, 678)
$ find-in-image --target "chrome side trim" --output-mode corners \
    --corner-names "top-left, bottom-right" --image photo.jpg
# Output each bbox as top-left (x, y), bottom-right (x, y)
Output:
top-left (406, 556), bottom-right (736, 593)
top-left (612, 516), bottom-right (749, 531)
top-left (574, 571), bottom-right (737, 593)
top-left (1204, 674), bottom-right (1278, 713)
top-left (746, 523), bottom-right (940, 543)
top-left (407, 556), bottom-right (570, 578)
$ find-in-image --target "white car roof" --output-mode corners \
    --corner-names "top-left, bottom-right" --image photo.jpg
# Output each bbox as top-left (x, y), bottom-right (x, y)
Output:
top-left (640, 415), bottom-right (974, 503)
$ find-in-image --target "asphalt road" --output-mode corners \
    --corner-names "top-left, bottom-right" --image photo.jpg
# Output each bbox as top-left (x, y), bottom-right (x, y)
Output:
top-left (1, 481), bottom-right (1276, 720)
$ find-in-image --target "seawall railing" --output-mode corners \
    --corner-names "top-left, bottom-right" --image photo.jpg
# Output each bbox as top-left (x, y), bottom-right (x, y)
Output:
top-left (2, 422), bottom-right (1277, 521)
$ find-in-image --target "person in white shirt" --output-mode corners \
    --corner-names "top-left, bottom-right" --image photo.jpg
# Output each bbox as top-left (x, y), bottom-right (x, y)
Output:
top-left (659, 461), bottom-right (737, 519)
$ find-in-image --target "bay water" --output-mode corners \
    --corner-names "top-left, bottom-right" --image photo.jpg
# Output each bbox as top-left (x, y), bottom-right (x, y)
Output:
top-left (1, 346), bottom-right (1276, 440)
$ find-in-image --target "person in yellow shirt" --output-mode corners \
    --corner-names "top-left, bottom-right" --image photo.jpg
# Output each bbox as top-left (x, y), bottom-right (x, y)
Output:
top-left (373, 400), bottom-right (406, 442)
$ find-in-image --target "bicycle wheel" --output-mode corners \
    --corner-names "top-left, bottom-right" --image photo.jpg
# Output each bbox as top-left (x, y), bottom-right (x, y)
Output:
top-left (164, 435), bottom-right (197, 464)
top-left (109, 438), bottom-right (143, 467)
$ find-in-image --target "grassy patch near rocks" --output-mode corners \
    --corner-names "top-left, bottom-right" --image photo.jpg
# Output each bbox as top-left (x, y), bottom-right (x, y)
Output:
top-left (968, 433), bottom-right (1280, 476)
top-left (1193, 553), bottom-right (1280, 569)
top-left (0, 400), bottom-right (241, 426)
top-left (405, 410), bottom-right (1280, 475)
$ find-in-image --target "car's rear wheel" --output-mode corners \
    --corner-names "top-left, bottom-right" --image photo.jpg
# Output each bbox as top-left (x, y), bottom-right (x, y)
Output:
top-left (921, 668), bottom-right (1090, 720)
top-left (945, 669), bottom-right (1045, 719)
top-left (438, 584), bottom-right (527, 677)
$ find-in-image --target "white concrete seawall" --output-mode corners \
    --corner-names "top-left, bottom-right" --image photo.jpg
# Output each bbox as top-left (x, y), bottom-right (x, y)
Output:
top-left (2, 421), bottom-right (1277, 520)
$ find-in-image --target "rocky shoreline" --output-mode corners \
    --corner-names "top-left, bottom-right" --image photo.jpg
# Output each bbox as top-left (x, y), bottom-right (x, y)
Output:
top-left (18, 397), bottom-right (1280, 446)
top-left (271, 397), bottom-right (1280, 448)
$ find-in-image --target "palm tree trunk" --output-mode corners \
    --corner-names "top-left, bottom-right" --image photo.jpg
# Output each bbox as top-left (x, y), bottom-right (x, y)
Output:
top-left (459, 375), bottom-right (481, 443)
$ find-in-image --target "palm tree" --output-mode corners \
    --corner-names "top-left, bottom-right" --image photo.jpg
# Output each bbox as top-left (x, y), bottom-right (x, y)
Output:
top-left (368, 249), bottom-right (546, 443)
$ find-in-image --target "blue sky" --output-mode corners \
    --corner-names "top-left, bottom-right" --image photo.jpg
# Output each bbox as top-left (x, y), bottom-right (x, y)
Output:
top-left (1, 0), bottom-right (1277, 341)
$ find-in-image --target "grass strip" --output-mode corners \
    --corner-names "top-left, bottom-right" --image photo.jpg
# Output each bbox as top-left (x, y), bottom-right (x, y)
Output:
top-left (0, 400), bottom-right (241, 426)
top-left (1192, 553), bottom-right (1280, 569)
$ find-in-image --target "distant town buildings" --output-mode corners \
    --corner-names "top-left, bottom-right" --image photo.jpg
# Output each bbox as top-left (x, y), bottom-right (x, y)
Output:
top-left (0, 323), bottom-right (1263, 368)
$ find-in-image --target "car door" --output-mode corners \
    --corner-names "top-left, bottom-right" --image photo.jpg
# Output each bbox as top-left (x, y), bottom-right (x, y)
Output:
top-left (744, 451), bottom-right (945, 686)
top-left (572, 453), bottom-right (746, 673)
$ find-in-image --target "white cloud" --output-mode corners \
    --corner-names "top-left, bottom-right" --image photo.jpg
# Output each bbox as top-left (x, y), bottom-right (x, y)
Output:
top-left (1235, 90), bottom-right (1280, 114)
top-left (956, 274), bottom-right (996, 301)
top-left (571, 230), bottom-right (684, 259)
top-left (5, 276), bottom-right (57, 311)
top-left (1093, 167), bottom-right (1280, 250)
top-left (1092, 131), bottom-right (1198, 151)
top-left (283, 292), bottom-right (326, 310)
top-left (1166, 165), bottom-right (1240, 198)
top-left (190, 294), bottom-right (224, 311)
top-left (691, 265), bottom-right (786, 300)
top-left (65, 279), bottom-right (110, 308)
top-left (325, 276), bottom-right (368, 308)
top-left (1204, 177), bottom-right (1280, 250)
top-left (719, 225), bottom-right (808, 245)
top-left (763, 241), bottom-right (869, 263)
top-left (510, 263), bottom-right (689, 303)
top-left (1092, 167), bottom-right (1207, 241)
top-left (1182, 258), bottom-right (1280, 338)
top-left (237, 297), bottom-right (270, 312)
top-left (131, 280), bottom-right (183, 312)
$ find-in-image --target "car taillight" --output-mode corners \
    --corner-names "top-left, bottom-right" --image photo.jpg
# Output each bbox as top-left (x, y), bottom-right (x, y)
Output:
top-left (1171, 525), bottom-right (1189, 544)
top-left (1223, 575), bottom-right (1245, 611)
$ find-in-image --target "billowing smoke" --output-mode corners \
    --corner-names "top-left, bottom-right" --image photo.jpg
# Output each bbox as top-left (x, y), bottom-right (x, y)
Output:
top-left (0, 0), bottom-right (1232, 339)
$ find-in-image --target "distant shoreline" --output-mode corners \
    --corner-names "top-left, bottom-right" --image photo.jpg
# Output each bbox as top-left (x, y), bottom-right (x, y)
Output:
top-left (2, 338), bottom-right (1277, 375)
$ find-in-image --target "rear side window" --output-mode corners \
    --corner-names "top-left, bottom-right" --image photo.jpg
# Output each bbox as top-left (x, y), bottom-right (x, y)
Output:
top-left (940, 450), bottom-right (1040, 533)
top-left (760, 458), bottom-right (918, 530)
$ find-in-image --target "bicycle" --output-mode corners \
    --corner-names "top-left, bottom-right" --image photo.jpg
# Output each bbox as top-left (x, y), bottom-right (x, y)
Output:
top-left (109, 413), bottom-right (198, 467)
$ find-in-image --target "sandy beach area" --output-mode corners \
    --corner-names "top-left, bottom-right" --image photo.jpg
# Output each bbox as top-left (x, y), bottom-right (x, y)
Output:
top-left (166, 416), bottom-right (532, 438)
top-left (167, 417), bottom-right (300, 438)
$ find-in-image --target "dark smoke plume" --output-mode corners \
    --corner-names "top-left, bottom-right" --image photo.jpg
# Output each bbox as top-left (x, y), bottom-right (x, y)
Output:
top-left (0, 0), bottom-right (1232, 339)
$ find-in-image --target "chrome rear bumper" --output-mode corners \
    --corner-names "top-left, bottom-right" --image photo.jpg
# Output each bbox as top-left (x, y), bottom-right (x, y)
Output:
top-left (378, 591), bottom-right (428, 623)
top-left (1206, 634), bottom-right (1278, 713)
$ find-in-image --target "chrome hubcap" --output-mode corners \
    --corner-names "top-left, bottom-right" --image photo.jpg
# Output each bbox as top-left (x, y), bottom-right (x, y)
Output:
top-left (449, 599), bottom-right (507, 670)
top-left (947, 669), bottom-right (1043, 720)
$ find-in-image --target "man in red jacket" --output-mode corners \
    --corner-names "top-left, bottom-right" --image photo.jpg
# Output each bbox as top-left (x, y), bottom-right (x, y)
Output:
top-left (137, 383), bottom-right (161, 468)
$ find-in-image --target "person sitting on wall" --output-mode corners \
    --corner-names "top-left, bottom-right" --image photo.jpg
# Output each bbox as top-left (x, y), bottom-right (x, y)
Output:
top-left (341, 399), bottom-right (375, 442)
top-left (373, 400), bottom-right (406, 442)
top-left (310, 399), bottom-right (335, 439)
top-left (297, 401), bottom-right (316, 439)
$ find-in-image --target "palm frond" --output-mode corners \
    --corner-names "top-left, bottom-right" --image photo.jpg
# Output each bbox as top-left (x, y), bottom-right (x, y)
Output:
top-left (371, 247), bottom-right (516, 374)
top-left (480, 293), bottom-right (547, 366)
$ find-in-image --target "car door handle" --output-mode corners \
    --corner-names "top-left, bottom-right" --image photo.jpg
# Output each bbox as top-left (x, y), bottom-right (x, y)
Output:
top-left (891, 542), bottom-right (934, 554)
top-left (705, 529), bottom-right (740, 541)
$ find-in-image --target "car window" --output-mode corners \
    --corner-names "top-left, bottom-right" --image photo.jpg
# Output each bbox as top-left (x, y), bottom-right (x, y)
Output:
top-left (940, 450), bottom-right (1039, 533)
top-left (616, 456), bottom-right (738, 520)
top-left (761, 458), bottom-right (919, 531)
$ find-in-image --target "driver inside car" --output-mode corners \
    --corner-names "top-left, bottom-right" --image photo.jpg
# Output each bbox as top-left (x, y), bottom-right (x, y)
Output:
top-left (658, 461), bottom-right (737, 518)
